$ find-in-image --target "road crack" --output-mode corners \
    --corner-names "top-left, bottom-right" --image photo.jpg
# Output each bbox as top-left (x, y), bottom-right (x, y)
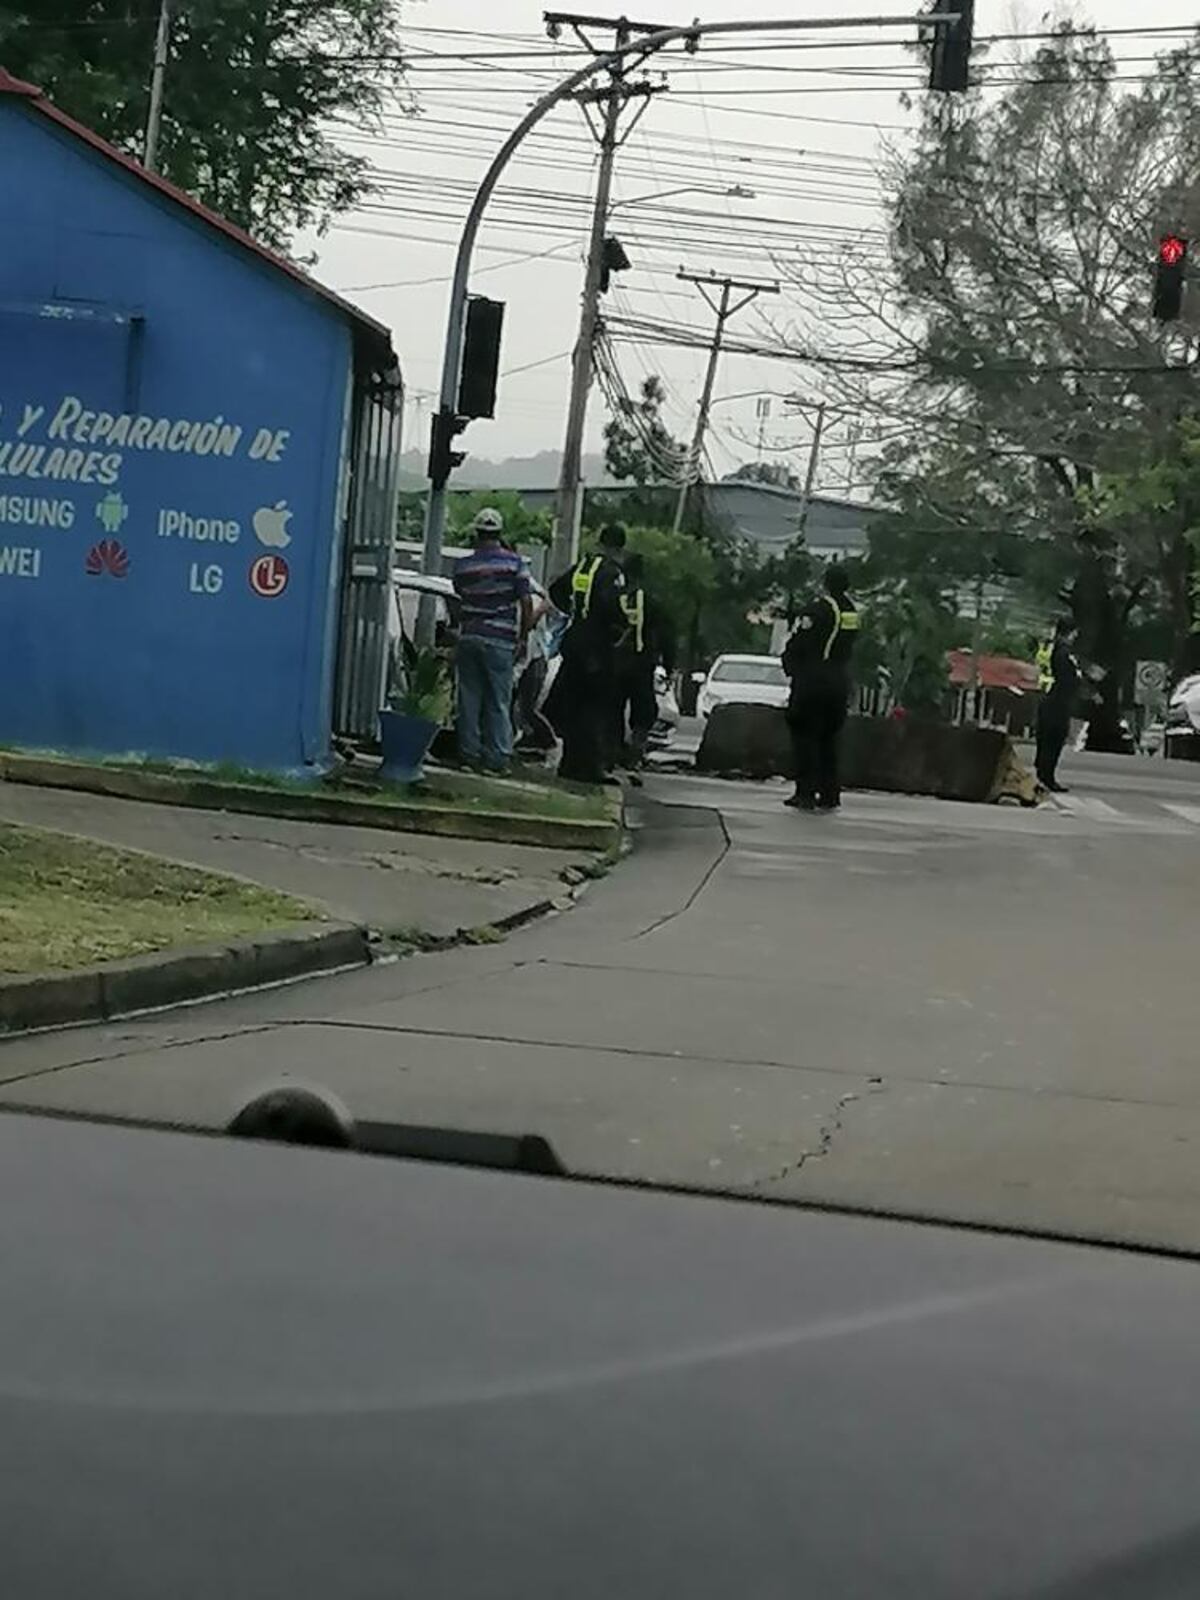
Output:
top-left (753, 1078), bottom-right (885, 1190)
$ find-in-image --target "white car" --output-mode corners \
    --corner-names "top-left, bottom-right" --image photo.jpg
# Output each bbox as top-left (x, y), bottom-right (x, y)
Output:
top-left (697, 654), bottom-right (790, 719)
top-left (1167, 673), bottom-right (1200, 736)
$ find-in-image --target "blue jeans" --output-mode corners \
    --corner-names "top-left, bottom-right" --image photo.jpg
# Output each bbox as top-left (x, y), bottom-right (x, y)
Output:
top-left (457, 634), bottom-right (515, 770)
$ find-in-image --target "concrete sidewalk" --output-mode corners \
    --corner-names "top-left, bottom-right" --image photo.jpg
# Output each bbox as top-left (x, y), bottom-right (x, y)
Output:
top-left (0, 784), bottom-right (591, 941)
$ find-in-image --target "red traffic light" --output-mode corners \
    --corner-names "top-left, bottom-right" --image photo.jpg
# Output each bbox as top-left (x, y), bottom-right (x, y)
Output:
top-left (1159, 235), bottom-right (1187, 267)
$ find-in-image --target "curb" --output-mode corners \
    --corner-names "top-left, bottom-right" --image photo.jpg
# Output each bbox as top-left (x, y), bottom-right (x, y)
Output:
top-left (0, 751), bottom-right (619, 854)
top-left (0, 921), bottom-right (371, 1037)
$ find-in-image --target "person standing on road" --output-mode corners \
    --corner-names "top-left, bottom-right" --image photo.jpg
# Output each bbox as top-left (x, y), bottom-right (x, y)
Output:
top-left (782, 564), bottom-right (860, 813)
top-left (1035, 617), bottom-right (1080, 793)
top-left (548, 523), bottom-right (626, 783)
top-left (452, 508), bottom-right (532, 774)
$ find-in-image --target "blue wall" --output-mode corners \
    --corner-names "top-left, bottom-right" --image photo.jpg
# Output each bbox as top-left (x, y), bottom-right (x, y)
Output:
top-left (0, 101), bottom-right (355, 771)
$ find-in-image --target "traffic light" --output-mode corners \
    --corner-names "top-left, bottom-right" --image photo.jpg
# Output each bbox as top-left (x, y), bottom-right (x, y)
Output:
top-left (1153, 234), bottom-right (1188, 322)
top-left (928, 0), bottom-right (974, 92)
top-left (457, 296), bottom-right (505, 420)
top-left (428, 409), bottom-right (467, 489)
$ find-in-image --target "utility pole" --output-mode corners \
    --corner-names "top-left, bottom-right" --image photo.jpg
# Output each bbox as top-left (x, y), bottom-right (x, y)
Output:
top-left (143, 0), bottom-right (172, 173)
top-left (755, 396), bottom-right (771, 463)
top-left (550, 13), bottom-right (665, 579)
top-left (416, 10), bottom-right (963, 642)
top-left (674, 269), bottom-right (779, 532)
top-left (795, 401), bottom-right (827, 542)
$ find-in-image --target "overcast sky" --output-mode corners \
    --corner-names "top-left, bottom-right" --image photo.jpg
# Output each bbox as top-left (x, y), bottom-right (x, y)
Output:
top-left (305, 0), bottom-right (1199, 488)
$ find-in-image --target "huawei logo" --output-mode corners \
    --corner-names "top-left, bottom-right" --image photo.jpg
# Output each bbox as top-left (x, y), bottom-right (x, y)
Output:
top-left (86, 539), bottom-right (130, 578)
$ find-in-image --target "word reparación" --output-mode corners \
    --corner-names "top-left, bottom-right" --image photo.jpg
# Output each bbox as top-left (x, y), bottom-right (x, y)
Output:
top-left (0, 399), bottom-right (293, 483)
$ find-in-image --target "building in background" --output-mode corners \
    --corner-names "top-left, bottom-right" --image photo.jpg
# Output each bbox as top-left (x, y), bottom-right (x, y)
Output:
top-left (444, 480), bottom-right (878, 562)
top-left (0, 71), bottom-right (402, 772)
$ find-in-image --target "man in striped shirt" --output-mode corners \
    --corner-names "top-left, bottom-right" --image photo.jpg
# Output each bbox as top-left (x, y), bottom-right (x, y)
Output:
top-left (452, 508), bottom-right (532, 772)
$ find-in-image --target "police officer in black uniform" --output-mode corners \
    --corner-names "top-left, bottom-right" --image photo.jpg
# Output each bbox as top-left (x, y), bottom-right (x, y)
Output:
top-left (782, 564), bottom-right (859, 812)
top-left (1035, 617), bottom-right (1080, 792)
top-left (548, 523), bottom-right (626, 783)
top-left (612, 552), bottom-right (675, 768)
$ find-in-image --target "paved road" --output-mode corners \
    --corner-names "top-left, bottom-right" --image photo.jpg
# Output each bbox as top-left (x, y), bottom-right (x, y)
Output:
top-left (4, 748), bottom-right (1200, 1251)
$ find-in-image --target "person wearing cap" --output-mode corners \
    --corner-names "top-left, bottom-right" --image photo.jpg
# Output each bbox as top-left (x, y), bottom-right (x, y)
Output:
top-left (548, 522), bottom-right (627, 783)
top-left (782, 563), bottom-right (860, 813)
top-left (452, 508), bottom-right (533, 773)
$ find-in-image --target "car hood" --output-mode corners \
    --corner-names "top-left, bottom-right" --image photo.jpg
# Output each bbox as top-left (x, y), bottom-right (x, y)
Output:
top-left (6, 1113), bottom-right (1200, 1600)
top-left (706, 682), bottom-right (789, 706)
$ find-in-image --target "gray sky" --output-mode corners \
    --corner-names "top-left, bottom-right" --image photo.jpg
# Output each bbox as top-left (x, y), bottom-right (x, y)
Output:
top-left (305, 0), bottom-right (1199, 486)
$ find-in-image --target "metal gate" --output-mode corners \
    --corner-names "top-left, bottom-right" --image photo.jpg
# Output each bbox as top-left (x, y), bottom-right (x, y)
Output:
top-left (333, 365), bottom-right (405, 743)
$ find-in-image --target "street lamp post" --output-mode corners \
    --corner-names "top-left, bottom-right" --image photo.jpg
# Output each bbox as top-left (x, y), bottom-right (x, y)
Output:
top-left (416, 10), bottom-right (962, 644)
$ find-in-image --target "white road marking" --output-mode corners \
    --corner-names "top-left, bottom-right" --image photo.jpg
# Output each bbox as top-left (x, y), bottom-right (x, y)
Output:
top-left (1053, 794), bottom-right (1127, 822)
top-left (1161, 802), bottom-right (1200, 827)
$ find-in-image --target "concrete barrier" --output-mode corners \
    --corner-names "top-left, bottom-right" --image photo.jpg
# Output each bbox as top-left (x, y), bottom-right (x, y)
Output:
top-left (696, 703), bottom-right (1015, 803)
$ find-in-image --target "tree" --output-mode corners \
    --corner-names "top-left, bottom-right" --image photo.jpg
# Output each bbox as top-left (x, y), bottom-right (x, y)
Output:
top-left (775, 27), bottom-right (1200, 747)
top-left (0, 0), bottom-right (407, 247)
top-left (724, 461), bottom-right (803, 491)
top-left (855, 580), bottom-right (955, 719)
top-left (446, 490), bottom-right (553, 548)
top-left (620, 525), bottom-right (718, 651)
top-left (1082, 413), bottom-right (1200, 673)
top-left (603, 375), bottom-right (686, 486)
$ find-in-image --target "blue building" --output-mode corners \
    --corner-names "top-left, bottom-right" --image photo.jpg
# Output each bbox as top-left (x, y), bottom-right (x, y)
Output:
top-left (0, 70), bottom-right (402, 772)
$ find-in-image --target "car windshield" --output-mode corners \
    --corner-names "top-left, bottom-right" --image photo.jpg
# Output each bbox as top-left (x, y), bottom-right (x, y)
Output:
top-left (712, 659), bottom-right (787, 686)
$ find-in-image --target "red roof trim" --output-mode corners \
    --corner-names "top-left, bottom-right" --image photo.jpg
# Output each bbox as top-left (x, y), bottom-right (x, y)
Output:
top-left (947, 650), bottom-right (1039, 692)
top-left (0, 67), bottom-right (394, 362)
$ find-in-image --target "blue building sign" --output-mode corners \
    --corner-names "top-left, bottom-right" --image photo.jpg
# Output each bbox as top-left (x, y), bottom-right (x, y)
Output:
top-left (0, 71), bottom-right (401, 772)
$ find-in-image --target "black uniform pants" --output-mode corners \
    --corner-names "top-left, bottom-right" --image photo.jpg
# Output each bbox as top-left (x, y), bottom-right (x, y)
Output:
top-left (612, 657), bottom-right (657, 762)
top-left (553, 654), bottom-right (609, 784)
top-left (1036, 702), bottom-right (1070, 786)
top-left (788, 679), bottom-right (848, 807)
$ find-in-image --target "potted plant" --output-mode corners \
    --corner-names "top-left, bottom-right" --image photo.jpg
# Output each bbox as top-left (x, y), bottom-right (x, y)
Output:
top-left (379, 640), bottom-right (452, 783)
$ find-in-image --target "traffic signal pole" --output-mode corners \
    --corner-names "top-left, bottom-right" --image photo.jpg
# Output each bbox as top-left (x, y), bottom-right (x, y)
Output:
top-left (416, 10), bottom-right (963, 644)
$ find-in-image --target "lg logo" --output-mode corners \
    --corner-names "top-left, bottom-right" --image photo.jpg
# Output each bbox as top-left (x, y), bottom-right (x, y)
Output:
top-left (249, 554), bottom-right (289, 598)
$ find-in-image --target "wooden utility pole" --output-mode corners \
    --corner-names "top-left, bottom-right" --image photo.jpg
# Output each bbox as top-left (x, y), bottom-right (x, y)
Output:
top-left (549, 13), bottom-right (666, 579)
top-left (143, 0), bottom-right (173, 173)
top-left (673, 269), bottom-right (779, 532)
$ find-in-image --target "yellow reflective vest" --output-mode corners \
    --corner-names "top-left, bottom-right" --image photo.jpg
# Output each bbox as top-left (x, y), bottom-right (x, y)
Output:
top-left (619, 588), bottom-right (645, 654)
top-left (571, 555), bottom-right (604, 621)
top-left (821, 595), bottom-right (861, 662)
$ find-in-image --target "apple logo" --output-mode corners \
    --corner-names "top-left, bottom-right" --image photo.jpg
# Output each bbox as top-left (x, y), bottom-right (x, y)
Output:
top-left (253, 500), bottom-right (292, 549)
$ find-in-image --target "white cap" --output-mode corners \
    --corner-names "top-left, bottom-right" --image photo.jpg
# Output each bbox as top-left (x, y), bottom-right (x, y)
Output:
top-left (473, 507), bottom-right (504, 535)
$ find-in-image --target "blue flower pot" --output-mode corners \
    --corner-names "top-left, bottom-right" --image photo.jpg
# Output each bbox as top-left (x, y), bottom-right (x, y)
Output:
top-left (379, 710), bottom-right (440, 784)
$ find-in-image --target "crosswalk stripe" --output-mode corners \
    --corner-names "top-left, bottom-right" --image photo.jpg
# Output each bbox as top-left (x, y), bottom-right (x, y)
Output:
top-left (1161, 802), bottom-right (1200, 827)
top-left (1055, 794), bottom-right (1127, 821)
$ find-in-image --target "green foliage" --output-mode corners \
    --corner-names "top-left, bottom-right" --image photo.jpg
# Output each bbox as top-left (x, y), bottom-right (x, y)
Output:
top-left (391, 639), bottom-right (452, 724)
top-left (1082, 414), bottom-right (1200, 661)
top-left (579, 522), bottom-right (717, 648)
top-left (811, 28), bottom-right (1200, 743)
top-left (446, 490), bottom-right (552, 548)
top-left (585, 484), bottom-right (768, 661)
top-left (855, 581), bottom-right (955, 719)
top-left (603, 376), bottom-right (686, 487)
top-left (0, 0), bottom-right (407, 248)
